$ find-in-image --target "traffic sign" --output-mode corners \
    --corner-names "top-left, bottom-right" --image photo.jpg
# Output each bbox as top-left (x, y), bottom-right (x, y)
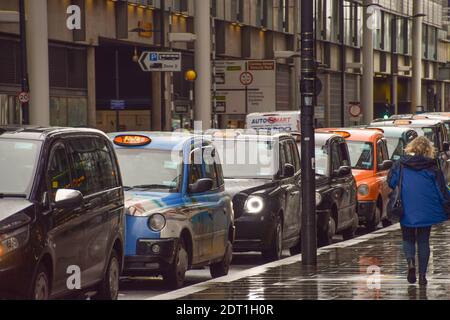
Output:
top-left (348, 102), bottom-right (362, 119)
top-left (138, 51), bottom-right (182, 72)
top-left (239, 72), bottom-right (253, 86)
top-left (18, 91), bottom-right (30, 104)
top-left (111, 100), bottom-right (126, 110)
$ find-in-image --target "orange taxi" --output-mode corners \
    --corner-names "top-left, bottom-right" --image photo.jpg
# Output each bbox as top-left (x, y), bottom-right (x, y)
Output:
top-left (317, 128), bottom-right (393, 231)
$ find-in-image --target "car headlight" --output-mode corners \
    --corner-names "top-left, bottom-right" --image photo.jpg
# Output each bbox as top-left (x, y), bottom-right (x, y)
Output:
top-left (315, 192), bottom-right (322, 206)
top-left (0, 225), bottom-right (30, 258)
top-left (148, 214), bottom-right (166, 232)
top-left (358, 184), bottom-right (370, 196)
top-left (245, 196), bottom-right (265, 214)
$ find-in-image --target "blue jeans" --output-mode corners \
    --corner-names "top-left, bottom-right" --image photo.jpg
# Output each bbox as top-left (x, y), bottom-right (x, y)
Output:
top-left (401, 226), bottom-right (432, 274)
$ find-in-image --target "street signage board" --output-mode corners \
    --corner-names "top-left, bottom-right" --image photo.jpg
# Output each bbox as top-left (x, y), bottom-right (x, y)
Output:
top-left (139, 51), bottom-right (182, 72)
top-left (111, 100), bottom-right (126, 110)
top-left (214, 60), bottom-right (276, 114)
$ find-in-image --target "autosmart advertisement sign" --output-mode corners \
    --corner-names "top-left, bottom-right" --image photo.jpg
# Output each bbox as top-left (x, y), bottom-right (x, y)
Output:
top-left (214, 60), bottom-right (276, 114)
top-left (246, 111), bottom-right (301, 133)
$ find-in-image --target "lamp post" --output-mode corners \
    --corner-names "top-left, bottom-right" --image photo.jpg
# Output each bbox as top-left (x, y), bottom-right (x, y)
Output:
top-left (18, 0), bottom-right (29, 125)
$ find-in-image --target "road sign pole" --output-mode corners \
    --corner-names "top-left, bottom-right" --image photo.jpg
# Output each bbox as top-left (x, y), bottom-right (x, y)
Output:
top-left (300, 0), bottom-right (317, 266)
top-left (19, 0), bottom-right (29, 125)
top-left (160, 0), bottom-right (166, 131)
top-left (115, 49), bottom-right (120, 132)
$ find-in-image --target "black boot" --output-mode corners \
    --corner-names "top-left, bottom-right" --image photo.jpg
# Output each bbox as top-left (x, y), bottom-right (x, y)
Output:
top-left (419, 274), bottom-right (428, 286)
top-left (407, 259), bottom-right (417, 284)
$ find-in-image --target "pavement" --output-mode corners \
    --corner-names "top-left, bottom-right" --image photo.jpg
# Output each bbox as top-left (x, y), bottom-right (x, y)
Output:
top-left (149, 222), bottom-right (450, 300)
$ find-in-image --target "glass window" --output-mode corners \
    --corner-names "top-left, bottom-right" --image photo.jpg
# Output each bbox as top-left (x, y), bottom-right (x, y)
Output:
top-left (50, 97), bottom-right (68, 126)
top-left (386, 137), bottom-right (404, 161)
top-left (0, 139), bottom-right (42, 196)
top-left (115, 148), bottom-right (182, 193)
top-left (331, 142), bottom-right (341, 172)
top-left (347, 141), bottom-right (374, 170)
top-left (47, 145), bottom-right (72, 202)
top-left (68, 138), bottom-right (117, 196)
top-left (68, 98), bottom-right (88, 127)
top-left (339, 142), bottom-right (351, 167)
top-left (315, 144), bottom-right (329, 176)
top-left (203, 147), bottom-right (219, 189)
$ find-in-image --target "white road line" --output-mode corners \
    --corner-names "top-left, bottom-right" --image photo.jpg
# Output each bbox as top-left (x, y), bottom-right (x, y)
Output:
top-left (148, 224), bottom-right (401, 300)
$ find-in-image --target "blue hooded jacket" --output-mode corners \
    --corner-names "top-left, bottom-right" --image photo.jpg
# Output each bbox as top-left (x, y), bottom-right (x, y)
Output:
top-left (388, 155), bottom-right (450, 228)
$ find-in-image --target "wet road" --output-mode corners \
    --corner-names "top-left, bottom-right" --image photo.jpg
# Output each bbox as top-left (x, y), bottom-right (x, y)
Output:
top-left (118, 231), bottom-right (370, 300)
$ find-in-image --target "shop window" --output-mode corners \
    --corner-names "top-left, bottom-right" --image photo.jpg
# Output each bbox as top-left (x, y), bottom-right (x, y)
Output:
top-left (49, 45), bottom-right (87, 90)
top-left (50, 97), bottom-right (87, 127)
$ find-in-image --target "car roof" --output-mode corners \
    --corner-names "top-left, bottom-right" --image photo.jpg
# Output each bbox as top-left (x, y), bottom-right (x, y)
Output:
top-left (371, 119), bottom-right (443, 128)
top-left (314, 132), bottom-right (341, 145)
top-left (206, 130), bottom-right (293, 142)
top-left (367, 126), bottom-right (416, 137)
top-left (108, 131), bottom-right (210, 151)
top-left (0, 125), bottom-right (106, 141)
top-left (317, 128), bottom-right (383, 141)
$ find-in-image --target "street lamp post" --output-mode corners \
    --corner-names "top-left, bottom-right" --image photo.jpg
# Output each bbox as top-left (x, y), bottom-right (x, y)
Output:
top-left (19, 0), bottom-right (29, 125)
top-left (300, 0), bottom-right (317, 266)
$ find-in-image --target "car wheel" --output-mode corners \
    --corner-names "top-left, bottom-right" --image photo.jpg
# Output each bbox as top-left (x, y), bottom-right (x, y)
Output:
top-left (31, 264), bottom-right (50, 300)
top-left (342, 226), bottom-right (356, 240)
top-left (262, 215), bottom-right (283, 261)
top-left (210, 241), bottom-right (233, 278)
top-left (366, 206), bottom-right (381, 232)
top-left (93, 249), bottom-right (120, 300)
top-left (382, 219), bottom-right (392, 228)
top-left (318, 215), bottom-right (336, 247)
top-left (289, 238), bottom-right (302, 256)
top-left (163, 240), bottom-right (189, 289)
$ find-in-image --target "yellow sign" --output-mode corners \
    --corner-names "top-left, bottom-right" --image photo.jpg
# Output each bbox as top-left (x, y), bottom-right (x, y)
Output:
top-left (138, 21), bottom-right (152, 38)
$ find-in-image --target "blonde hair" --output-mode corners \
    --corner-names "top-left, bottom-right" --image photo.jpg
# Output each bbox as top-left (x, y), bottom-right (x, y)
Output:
top-left (404, 136), bottom-right (436, 158)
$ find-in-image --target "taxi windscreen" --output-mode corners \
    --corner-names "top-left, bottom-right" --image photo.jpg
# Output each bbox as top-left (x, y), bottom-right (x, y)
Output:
top-left (213, 139), bottom-right (279, 179)
top-left (347, 141), bottom-right (374, 170)
top-left (0, 139), bottom-right (42, 196)
top-left (115, 149), bottom-right (182, 192)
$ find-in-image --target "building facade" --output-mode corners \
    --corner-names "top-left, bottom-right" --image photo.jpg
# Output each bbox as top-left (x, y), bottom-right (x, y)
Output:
top-left (0, 0), bottom-right (450, 131)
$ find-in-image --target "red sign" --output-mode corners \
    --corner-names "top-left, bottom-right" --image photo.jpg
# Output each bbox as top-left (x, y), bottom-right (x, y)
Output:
top-left (18, 92), bottom-right (30, 104)
top-left (348, 102), bottom-right (362, 118)
top-left (239, 72), bottom-right (253, 86)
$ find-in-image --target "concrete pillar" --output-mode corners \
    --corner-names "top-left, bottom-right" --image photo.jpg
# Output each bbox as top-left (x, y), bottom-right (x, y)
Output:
top-left (86, 47), bottom-right (96, 128)
top-left (441, 82), bottom-right (446, 112)
top-left (152, 72), bottom-right (162, 131)
top-left (362, 0), bottom-right (374, 124)
top-left (412, 0), bottom-right (423, 113)
top-left (26, 0), bottom-right (50, 126)
top-left (392, 75), bottom-right (398, 114)
top-left (293, 0), bottom-right (300, 110)
top-left (194, 0), bottom-right (212, 130)
top-left (164, 73), bottom-right (172, 131)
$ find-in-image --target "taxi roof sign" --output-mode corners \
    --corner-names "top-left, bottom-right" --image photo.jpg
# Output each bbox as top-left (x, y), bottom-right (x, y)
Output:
top-left (394, 120), bottom-right (413, 125)
top-left (113, 135), bottom-right (151, 147)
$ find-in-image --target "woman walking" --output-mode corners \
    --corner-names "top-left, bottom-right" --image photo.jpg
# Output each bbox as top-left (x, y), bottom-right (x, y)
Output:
top-left (388, 136), bottom-right (450, 285)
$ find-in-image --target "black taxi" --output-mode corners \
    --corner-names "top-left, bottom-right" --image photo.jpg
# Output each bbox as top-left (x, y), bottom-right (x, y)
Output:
top-left (208, 131), bottom-right (302, 261)
top-left (314, 132), bottom-right (359, 245)
top-left (0, 126), bottom-right (125, 300)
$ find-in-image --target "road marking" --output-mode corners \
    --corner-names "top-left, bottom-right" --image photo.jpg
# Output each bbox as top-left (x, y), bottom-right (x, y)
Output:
top-left (148, 224), bottom-right (401, 300)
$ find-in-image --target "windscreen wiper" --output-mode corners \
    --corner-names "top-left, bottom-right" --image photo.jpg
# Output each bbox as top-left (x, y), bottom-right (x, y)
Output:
top-left (0, 193), bottom-right (27, 199)
top-left (132, 184), bottom-right (172, 190)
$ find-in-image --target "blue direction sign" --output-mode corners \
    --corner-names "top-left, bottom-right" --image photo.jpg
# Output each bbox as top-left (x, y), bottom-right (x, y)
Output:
top-left (138, 51), bottom-right (182, 72)
top-left (110, 100), bottom-right (125, 110)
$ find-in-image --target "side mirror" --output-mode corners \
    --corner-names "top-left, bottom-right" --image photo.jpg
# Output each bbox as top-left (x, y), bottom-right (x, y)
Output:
top-left (378, 160), bottom-right (393, 172)
top-left (189, 178), bottom-right (214, 194)
top-left (443, 142), bottom-right (450, 152)
top-left (334, 166), bottom-right (352, 177)
top-left (54, 189), bottom-right (84, 210)
top-left (282, 164), bottom-right (296, 178)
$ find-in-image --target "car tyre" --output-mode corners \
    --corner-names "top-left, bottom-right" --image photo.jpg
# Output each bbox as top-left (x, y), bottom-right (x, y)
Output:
top-left (163, 240), bottom-right (189, 289)
top-left (289, 238), bottom-right (302, 256)
top-left (366, 206), bottom-right (381, 232)
top-left (318, 215), bottom-right (336, 247)
top-left (30, 264), bottom-right (50, 300)
top-left (262, 215), bottom-right (283, 261)
top-left (210, 241), bottom-right (233, 278)
top-left (382, 219), bottom-right (392, 228)
top-left (93, 249), bottom-right (120, 300)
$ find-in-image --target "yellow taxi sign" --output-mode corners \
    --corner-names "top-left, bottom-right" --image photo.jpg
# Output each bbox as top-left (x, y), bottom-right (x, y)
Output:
top-left (394, 120), bottom-right (413, 125)
top-left (331, 131), bottom-right (351, 138)
top-left (113, 135), bottom-right (152, 147)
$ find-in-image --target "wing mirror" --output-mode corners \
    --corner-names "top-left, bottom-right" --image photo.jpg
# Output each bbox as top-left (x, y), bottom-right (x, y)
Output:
top-left (282, 164), bottom-right (296, 178)
top-left (189, 178), bottom-right (214, 194)
top-left (334, 166), bottom-right (352, 177)
top-left (54, 189), bottom-right (84, 210)
top-left (378, 160), bottom-right (393, 172)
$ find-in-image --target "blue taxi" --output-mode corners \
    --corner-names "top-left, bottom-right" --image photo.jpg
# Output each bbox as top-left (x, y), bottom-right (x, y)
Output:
top-left (109, 132), bottom-right (235, 289)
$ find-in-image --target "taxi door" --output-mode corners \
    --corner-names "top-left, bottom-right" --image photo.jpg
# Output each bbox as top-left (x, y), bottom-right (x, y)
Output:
top-left (186, 148), bottom-right (215, 263)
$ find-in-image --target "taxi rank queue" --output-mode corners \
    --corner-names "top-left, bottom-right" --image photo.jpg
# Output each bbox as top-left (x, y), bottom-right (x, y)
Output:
top-left (1, 111), bottom-right (450, 300)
